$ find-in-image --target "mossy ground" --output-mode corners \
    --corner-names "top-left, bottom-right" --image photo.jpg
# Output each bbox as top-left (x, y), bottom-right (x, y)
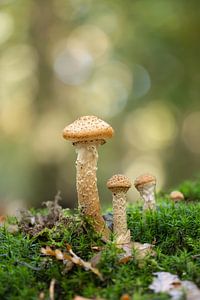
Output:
top-left (1, 180), bottom-right (200, 300)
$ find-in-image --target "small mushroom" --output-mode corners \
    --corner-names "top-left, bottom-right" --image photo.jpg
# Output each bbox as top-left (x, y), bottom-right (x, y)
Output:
top-left (63, 116), bottom-right (114, 240)
top-left (107, 174), bottom-right (131, 244)
top-left (134, 174), bottom-right (156, 211)
top-left (170, 191), bottom-right (184, 202)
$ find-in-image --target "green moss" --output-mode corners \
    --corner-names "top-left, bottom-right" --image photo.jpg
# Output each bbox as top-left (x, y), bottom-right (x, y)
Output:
top-left (1, 194), bottom-right (200, 299)
top-left (179, 178), bottom-right (200, 201)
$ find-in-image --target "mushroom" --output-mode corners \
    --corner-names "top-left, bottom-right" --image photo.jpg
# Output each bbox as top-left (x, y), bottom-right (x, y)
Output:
top-left (107, 174), bottom-right (131, 244)
top-left (63, 116), bottom-right (114, 239)
top-left (134, 174), bottom-right (156, 211)
top-left (170, 191), bottom-right (184, 202)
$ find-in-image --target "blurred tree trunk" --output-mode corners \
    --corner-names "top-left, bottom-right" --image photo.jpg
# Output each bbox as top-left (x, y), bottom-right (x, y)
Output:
top-left (29, 0), bottom-right (55, 111)
top-left (29, 0), bottom-right (58, 204)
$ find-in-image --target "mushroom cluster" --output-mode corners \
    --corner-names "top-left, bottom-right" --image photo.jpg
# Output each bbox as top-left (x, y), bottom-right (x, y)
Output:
top-left (62, 115), bottom-right (157, 243)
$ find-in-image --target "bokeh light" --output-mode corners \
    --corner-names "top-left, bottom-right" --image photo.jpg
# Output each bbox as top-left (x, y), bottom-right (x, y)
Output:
top-left (123, 102), bottom-right (178, 151)
top-left (0, 12), bottom-right (13, 44)
top-left (54, 25), bottom-right (110, 85)
top-left (72, 61), bottom-right (133, 117)
top-left (132, 64), bottom-right (151, 98)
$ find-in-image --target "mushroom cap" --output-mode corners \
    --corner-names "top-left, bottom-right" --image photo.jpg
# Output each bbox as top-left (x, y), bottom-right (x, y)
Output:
top-left (134, 173), bottom-right (156, 190)
top-left (170, 191), bottom-right (184, 201)
top-left (63, 115), bottom-right (114, 142)
top-left (107, 174), bottom-right (131, 191)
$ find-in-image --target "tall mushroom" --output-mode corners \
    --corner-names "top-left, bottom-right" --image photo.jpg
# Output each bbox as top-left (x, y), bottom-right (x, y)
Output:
top-left (63, 116), bottom-right (114, 239)
top-left (134, 174), bottom-right (156, 211)
top-left (107, 174), bottom-right (131, 244)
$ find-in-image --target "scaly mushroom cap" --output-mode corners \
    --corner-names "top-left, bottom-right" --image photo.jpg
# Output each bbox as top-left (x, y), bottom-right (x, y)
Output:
top-left (107, 174), bottom-right (131, 191)
top-left (62, 115), bottom-right (114, 142)
top-left (170, 191), bottom-right (184, 201)
top-left (134, 173), bottom-right (156, 190)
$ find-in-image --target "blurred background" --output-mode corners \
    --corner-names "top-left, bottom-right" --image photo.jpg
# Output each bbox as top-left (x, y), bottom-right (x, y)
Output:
top-left (0, 0), bottom-right (200, 212)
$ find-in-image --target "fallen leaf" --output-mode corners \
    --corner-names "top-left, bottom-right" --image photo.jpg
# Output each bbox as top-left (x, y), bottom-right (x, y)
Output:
top-left (66, 244), bottom-right (103, 280)
top-left (150, 272), bottom-right (181, 293)
top-left (41, 245), bottom-right (103, 280)
top-left (118, 241), bottom-right (155, 264)
top-left (54, 249), bottom-right (64, 260)
top-left (181, 281), bottom-right (200, 300)
top-left (133, 242), bottom-right (155, 260)
top-left (149, 272), bottom-right (200, 300)
top-left (41, 246), bottom-right (56, 256)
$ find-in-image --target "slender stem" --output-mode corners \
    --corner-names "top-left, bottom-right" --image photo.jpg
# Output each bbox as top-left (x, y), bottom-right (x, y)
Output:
top-left (112, 190), bottom-right (130, 244)
top-left (140, 184), bottom-right (156, 211)
top-left (74, 142), bottom-right (110, 239)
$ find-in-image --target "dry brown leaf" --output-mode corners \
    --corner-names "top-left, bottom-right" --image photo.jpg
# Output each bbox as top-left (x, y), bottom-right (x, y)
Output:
top-left (90, 240), bottom-right (155, 268)
top-left (41, 246), bottom-right (56, 256)
top-left (133, 242), bottom-right (155, 260)
top-left (150, 272), bottom-right (200, 300)
top-left (41, 245), bottom-right (103, 280)
top-left (118, 241), bottom-right (155, 264)
top-left (54, 249), bottom-right (64, 260)
top-left (66, 244), bottom-right (103, 280)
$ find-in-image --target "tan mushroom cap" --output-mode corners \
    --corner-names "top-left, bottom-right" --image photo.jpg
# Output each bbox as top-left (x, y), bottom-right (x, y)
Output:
top-left (107, 174), bottom-right (131, 191)
top-left (63, 115), bottom-right (114, 142)
top-left (134, 173), bottom-right (156, 189)
top-left (170, 191), bottom-right (184, 200)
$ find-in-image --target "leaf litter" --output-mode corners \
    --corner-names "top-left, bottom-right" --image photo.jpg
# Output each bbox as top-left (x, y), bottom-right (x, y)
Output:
top-left (18, 191), bottom-right (63, 235)
top-left (149, 272), bottom-right (200, 300)
top-left (41, 244), bottom-right (103, 280)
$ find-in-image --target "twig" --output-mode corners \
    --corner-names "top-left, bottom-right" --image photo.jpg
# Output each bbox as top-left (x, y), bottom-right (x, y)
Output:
top-left (49, 278), bottom-right (56, 300)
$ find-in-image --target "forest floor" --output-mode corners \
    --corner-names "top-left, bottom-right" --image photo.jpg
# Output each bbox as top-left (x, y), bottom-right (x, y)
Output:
top-left (1, 179), bottom-right (200, 300)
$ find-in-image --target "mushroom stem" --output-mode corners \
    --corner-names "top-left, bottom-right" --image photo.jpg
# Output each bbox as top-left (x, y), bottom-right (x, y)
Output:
top-left (139, 184), bottom-right (156, 211)
top-left (74, 140), bottom-right (110, 239)
top-left (112, 189), bottom-right (131, 244)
